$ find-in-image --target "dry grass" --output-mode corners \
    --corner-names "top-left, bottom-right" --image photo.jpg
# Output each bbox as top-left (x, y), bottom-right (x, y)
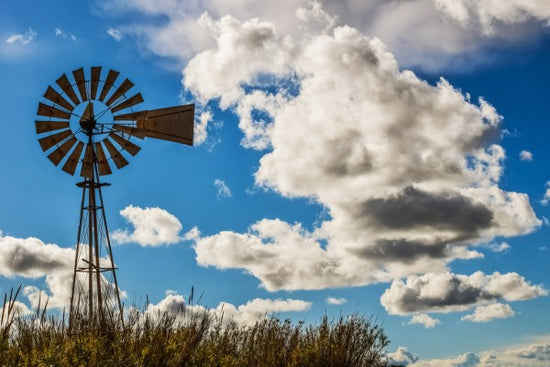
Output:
top-left (0, 288), bottom-right (391, 366)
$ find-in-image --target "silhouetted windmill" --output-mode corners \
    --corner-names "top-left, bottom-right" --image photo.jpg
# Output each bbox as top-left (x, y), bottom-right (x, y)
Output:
top-left (36, 66), bottom-right (194, 326)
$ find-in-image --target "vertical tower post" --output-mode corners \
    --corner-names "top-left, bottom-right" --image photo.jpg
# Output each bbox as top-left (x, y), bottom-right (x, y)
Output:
top-left (69, 132), bottom-right (123, 328)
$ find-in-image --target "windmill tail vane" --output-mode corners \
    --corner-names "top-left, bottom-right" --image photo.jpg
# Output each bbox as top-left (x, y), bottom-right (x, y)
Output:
top-left (35, 66), bottom-right (195, 327)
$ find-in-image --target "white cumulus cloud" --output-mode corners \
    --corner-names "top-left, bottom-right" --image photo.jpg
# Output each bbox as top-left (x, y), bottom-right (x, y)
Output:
top-left (407, 313), bottom-right (441, 328)
top-left (519, 150), bottom-right (533, 161)
top-left (461, 302), bottom-right (516, 323)
top-left (112, 205), bottom-right (183, 246)
top-left (380, 271), bottom-right (546, 316)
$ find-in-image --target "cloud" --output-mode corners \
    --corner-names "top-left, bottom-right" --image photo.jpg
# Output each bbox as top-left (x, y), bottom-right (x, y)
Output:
top-left (461, 302), bottom-right (515, 323)
top-left (380, 271), bottom-right (546, 316)
top-left (407, 313), bottom-right (440, 328)
top-left (0, 232), bottom-right (74, 309)
top-left (106, 27), bottom-right (123, 41)
top-left (112, 205), bottom-right (183, 247)
top-left (5, 28), bottom-right (36, 45)
top-left (144, 292), bottom-right (311, 327)
top-left (188, 14), bottom-right (539, 293)
top-left (519, 150), bottom-right (533, 161)
top-left (213, 179), bottom-right (232, 199)
top-left (404, 338), bottom-right (550, 366)
top-left (387, 347), bottom-right (419, 366)
top-left (55, 28), bottom-right (76, 41)
top-left (326, 297), bottom-right (346, 305)
top-left (102, 0), bottom-right (550, 74)
top-left (484, 242), bottom-right (510, 253)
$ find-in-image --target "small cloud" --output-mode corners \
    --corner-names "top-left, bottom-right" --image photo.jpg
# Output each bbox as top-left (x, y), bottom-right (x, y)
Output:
top-left (541, 182), bottom-right (550, 205)
top-left (214, 179), bottom-right (232, 199)
top-left (325, 297), bottom-right (347, 305)
top-left (539, 246), bottom-right (548, 251)
top-left (112, 205), bottom-right (183, 247)
top-left (183, 226), bottom-right (201, 241)
top-left (461, 303), bottom-right (515, 323)
top-left (55, 28), bottom-right (76, 42)
top-left (406, 313), bottom-right (440, 328)
top-left (519, 150), bottom-right (533, 161)
top-left (106, 27), bottom-right (123, 41)
top-left (485, 242), bottom-right (510, 253)
top-left (5, 27), bottom-right (36, 45)
top-left (387, 347), bottom-right (419, 366)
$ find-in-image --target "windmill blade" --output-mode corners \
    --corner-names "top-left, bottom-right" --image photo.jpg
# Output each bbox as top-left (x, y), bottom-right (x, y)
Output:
top-left (103, 138), bottom-right (129, 169)
top-left (81, 102), bottom-right (94, 121)
top-left (72, 67), bottom-right (88, 102)
top-left (56, 73), bottom-right (80, 105)
top-left (38, 129), bottom-right (73, 151)
top-left (98, 69), bottom-right (120, 101)
top-left (109, 132), bottom-right (141, 156)
top-left (90, 66), bottom-right (101, 100)
top-left (80, 144), bottom-right (94, 178)
top-left (112, 124), bottom-right (146, 139)
top-left (37, 103), bottom-right (71, 120)
top-left (43, 86), bottom-right (74, 112)
top-left (48, 136), bottom-right (77, 166)
top-left (113, 110), bottom-right (148, 121)
top-left (95, 142), bottom-right (112, 176)
top-left (135, 104), bottom-right (194, 145)
top-left (110, 93), bottom-right (144, 113)
top-left (62, 142), bottom-right (85, 175)
top-left (105, 79), bottom-right (134, 107)
top-left (35, 120), bottom-right (70, 134)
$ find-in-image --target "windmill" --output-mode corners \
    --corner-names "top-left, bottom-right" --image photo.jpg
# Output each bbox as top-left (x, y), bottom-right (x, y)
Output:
top-left (35, 66), bottom-right (194, 326)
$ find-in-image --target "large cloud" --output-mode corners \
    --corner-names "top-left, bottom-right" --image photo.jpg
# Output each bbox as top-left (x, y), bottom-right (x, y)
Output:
top-left (380, 271), bottom-right (547, 315)
top-left (101, 0), bottom-right (550, 70)
top-left (191, 15), bottom-right (539, 293)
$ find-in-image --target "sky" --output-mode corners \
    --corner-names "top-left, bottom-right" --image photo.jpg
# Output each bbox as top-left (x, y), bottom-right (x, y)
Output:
top-left (0, 0), bottom-right (550, 365)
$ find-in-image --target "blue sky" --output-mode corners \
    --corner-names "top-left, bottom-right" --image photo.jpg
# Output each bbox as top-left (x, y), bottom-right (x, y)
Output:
top-left (1, 0), bottom-right (550, 365)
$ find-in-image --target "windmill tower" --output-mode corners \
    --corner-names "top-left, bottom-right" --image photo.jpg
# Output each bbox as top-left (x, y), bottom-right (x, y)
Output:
top-left (36, 66), bottom-right (194, 326)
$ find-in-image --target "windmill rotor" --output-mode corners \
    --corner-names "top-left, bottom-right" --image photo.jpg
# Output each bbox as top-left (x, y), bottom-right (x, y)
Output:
top-left (36, 66), bottom-right (194, 178)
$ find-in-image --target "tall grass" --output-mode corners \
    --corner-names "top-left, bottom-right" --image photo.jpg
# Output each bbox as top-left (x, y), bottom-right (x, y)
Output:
top-left (0, 289), bottom-right (391, 366)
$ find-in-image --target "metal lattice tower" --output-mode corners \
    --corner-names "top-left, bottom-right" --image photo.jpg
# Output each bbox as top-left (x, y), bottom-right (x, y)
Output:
top-left (35, 66), bottom-right (194, 326)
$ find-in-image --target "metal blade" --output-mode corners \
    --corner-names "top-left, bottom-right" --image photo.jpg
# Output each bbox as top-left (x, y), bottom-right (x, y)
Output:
top-left (35, 120), bottom-right (70, 134)
top-left (95, 142), bottom-right (112, 176)
top-left (112, 124), bottom-right (146, 139)
top-left (38, 129), bottom-right (72, 151)
top-left (110, 93), bottom-right (144, 113)
top-left (90, 66), bottom-right (101, 100)
top-left (56, 73), bottom-right (80, 105)
top-left (80, 144), bottom-right (94, 178)
top-left (136, 104), bottom-right (194, 145)
top-left (62, 142), bottom-right (84, 175)
top-left (37, 102), bottom-right (71, 120)
top-left (81, 102), bottom-right (94, 121)
top-left (98, 69), bottom-right (120, 101)
top-left (48, 136), bottom-right (77, 166)
top-left (105, 79), bottom-right (134, 107)
top-left (43, 86), bottom-right (74, 112)
top-left (103, 138), bottom-right (129, 169)
top-left (109, 132), bottom-right (141, 156)
top-left (113, 110), bottom-right (148, 121)
top-left (72, 67), bottom-right (88, 102)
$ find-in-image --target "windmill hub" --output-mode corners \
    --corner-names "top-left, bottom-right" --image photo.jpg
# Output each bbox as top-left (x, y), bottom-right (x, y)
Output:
top-left (80, 117), bottom-right (96, 132)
